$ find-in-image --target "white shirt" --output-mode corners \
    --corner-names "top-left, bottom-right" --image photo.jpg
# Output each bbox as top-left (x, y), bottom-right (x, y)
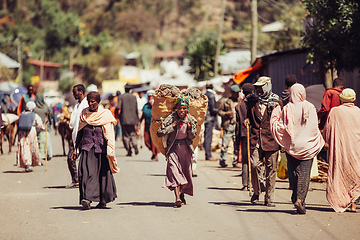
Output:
top-left (69, 97), bottom-right (89, 147)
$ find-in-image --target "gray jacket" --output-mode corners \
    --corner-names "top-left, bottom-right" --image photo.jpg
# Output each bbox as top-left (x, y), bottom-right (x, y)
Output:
top-left (157, 112), bottom-right (197, 156)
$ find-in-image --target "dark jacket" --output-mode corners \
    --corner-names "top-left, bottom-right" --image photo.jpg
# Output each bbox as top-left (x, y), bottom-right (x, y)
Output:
top-left (246, 95), bottom-right (283, 153)
top-left (117, 93), bottom-right (139, 125)
top-left (235, 100), bottom-right (247, 148)
top-left (157, 112), bottom-right (197, 156)
top-left (218, 98), bottom-right (237, 130)
top-left (76, 125), bottom-right (107, 153)
top-left (205, 90), bottom-right (218, 122)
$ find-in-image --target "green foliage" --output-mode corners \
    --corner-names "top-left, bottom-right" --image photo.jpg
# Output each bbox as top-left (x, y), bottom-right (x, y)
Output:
top-left (303, 0), bottom-right (360, 72)
top-left (185, 31), bottom-right (226, 81)
top-left (22, 63), bottom-right (35, 87)
top-left (115, 7), bottom-right (159, 42)
top-left (58, 77), bottom-right (73, 94)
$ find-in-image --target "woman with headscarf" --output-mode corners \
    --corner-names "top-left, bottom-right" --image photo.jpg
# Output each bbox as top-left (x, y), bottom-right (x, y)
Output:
top-left (17, 101), bottom-right (44, 172)
top-left (74, 91), bottom-right (118, 210)
top-left (33, 93), bottom-right (53, 160)
top-left (157, 95), bottom-right (197, 207)
top-left (270, 83), bottom-right (324, 214)
top-left (323, 88), bottom-right (360, 213)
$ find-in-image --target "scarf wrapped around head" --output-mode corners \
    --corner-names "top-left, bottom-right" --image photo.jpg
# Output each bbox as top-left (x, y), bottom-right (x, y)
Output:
top-left (254, 81), bottom-right (279, 114)
top-left (340, 88), bottom-right (356, 103)
top-left (78, 107), bottom-right (119, 173)
top-left (270, 83), bottom-right (324, 160)
top-left (176, 95), bottom-right (189, 112)
top-left (35, 93), bottom-right (46, 108)
top-left (283, 83), bottom-right (311, 137)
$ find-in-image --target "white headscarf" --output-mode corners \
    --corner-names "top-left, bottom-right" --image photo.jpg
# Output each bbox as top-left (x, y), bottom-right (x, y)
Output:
top-left (26, 101), bottom-right (36, 111)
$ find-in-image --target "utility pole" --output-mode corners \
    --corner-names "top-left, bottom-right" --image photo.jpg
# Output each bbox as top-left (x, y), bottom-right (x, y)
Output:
top-left (214, 0), bottom-right (226, 77)
top-left (251, 0), bottom-right (258, 64)
top-left (40, 50), bottom-right (44, 83)
top-left (17, 38), bottom-right (23, 85)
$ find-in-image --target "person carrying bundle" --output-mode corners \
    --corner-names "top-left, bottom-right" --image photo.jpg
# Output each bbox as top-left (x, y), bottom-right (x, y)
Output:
top-left (157, 95), bottom-right (197, 207)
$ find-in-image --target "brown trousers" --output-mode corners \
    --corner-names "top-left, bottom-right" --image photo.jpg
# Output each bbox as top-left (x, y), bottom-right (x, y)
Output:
top-left (144, 130), bottom-right (159, 156)
top-left (251, 147), bottom-right (278, 203)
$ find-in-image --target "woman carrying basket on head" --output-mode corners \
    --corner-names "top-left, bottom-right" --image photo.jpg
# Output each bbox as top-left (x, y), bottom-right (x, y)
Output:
top-left (157, 95), bottom-right (197, 207)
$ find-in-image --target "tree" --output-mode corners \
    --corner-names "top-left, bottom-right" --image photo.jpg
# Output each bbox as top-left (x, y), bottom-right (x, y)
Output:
top-left (303, 0), bottom-right (360, 73)
top-left (115, 7), bottom-right (159, 42)
top-left (185, 31), bottom-right (226, 81)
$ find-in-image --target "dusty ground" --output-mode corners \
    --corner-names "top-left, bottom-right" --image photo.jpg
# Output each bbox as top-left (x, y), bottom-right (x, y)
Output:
top-left (0, 132), bottom-right (359, 240)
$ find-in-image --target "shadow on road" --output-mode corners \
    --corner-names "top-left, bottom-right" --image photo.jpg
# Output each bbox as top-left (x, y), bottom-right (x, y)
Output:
top-left (305, 206), bottom-right (334, 212)
top-left (118, 201), bottom-right (175, 208)
top-left (43, 186), bottom-right (68, 189)
top-left (147, 174), bottom-right (166, 177)
top-left (275, 187), bottom-right (292, 190)
top-left (207, 186), bottom-right (242, 191)
top-left (126, 160), bottom-right (155, 163)
top-left (209, 201), bottom-right (254, 207)
top-left (215, 168), bottom-right (242, 172)
top-left (236, 208), bottom-right (298, 215)
top-left (51, 206), bottom-right (85, 211)
top-left (2, 170), bottom-right (24, 173)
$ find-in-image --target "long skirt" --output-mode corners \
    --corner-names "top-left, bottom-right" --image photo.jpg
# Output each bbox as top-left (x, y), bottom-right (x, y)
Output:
top-left (164, 142), bottom-right (193, 196)
top-left (286, 153), bottom-right (313, 204)
top-left (78, 148), bottom-right (117, 204)
top-left (17, 129), bottom-right (42, 168)
top-left (38, 131), bottom-right (52, 159)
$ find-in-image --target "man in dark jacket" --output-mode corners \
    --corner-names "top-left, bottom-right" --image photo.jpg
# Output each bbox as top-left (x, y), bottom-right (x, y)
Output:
top-left (235, 83), bottom-right (254, 190)
top-left (280, 74), bottom-right (297, 190)
top-left (204, 83), bottom-right (218, 161)
top-left (245, 76), bottom-right (283, 207)
top-left (281, 74), bottom-right (297, 106)
top-left (117, 86), bottom-right (139, 156)
top-left (218, 84), bottom-right (241, 168)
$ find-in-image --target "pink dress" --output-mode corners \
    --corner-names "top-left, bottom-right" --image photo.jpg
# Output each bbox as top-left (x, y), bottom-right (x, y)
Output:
top-left (163, 120), bottom-right (193, 196)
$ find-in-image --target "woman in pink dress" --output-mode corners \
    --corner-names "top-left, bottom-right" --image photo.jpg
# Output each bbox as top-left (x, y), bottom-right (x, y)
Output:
top-left (157, 96), bottom-right (197, 207)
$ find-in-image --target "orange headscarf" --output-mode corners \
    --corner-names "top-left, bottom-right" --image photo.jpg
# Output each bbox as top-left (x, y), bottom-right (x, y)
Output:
top-left (78, 107), bottom-right (119, 173)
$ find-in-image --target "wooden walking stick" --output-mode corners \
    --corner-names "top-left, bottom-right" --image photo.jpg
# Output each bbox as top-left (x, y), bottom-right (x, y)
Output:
top-left (245, 122), bottom-right (252, 196)
top-left (45, 113), bottom-right (48, 171)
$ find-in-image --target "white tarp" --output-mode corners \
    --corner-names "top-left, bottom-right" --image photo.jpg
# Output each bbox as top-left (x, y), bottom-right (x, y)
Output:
top-left (0, 53), bottom-right (20, 68)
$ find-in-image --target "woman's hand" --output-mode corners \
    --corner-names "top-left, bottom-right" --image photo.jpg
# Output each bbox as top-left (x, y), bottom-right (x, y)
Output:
top-left (187, 119), bottom-right (194, 129)
top-left (172, 119), bottom-right (178, 128)
top-left (71, 148), bottom-right (77, 161)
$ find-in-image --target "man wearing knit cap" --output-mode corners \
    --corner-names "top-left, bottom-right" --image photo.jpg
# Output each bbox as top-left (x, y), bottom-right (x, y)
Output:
top-left (323, 88), bottom-right (360, 213)
top-left (218, 84), bottom-right (241, 168)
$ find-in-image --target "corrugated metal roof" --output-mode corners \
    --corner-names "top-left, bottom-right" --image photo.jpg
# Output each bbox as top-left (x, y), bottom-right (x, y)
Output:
top-left (260, 48), bottom-right (319, 96)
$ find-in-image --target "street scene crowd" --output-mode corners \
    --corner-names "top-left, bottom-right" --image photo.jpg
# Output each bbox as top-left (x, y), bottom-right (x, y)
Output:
top-left (1, 74), bottom-right (360, 215)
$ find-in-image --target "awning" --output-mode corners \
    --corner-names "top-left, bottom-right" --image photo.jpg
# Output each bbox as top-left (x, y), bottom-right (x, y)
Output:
top-left (0, 53), bottom-right (20, 68)
top-left (233, 59), bottom-right (262, 85)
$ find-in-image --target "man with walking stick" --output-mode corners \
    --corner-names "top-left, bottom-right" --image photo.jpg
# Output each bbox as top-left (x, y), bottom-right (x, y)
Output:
top-left (235, 83), bottom-right (254, 190)
top-left (244, 77), bottom-right (282, 207)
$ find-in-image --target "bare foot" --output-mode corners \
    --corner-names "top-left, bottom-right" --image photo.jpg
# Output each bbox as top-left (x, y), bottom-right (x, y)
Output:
top-left (350, 202), bottom-right (358, 212)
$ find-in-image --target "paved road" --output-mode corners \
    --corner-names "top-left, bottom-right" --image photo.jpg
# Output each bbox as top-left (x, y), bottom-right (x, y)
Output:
top-left (1, 132), bottom-right (359, 240)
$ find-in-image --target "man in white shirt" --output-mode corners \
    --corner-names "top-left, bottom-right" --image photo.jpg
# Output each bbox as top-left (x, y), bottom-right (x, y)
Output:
top-left (66, 84), bottom-right (88, 188)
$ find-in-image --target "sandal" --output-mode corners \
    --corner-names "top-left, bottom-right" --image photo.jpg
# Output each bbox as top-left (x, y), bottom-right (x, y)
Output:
top-left (180, 193), bottom-right (186, 205)
top-left (175, 199), bottom-right (182, 208)
top-left (81, 199), bottom-right (91, 210)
